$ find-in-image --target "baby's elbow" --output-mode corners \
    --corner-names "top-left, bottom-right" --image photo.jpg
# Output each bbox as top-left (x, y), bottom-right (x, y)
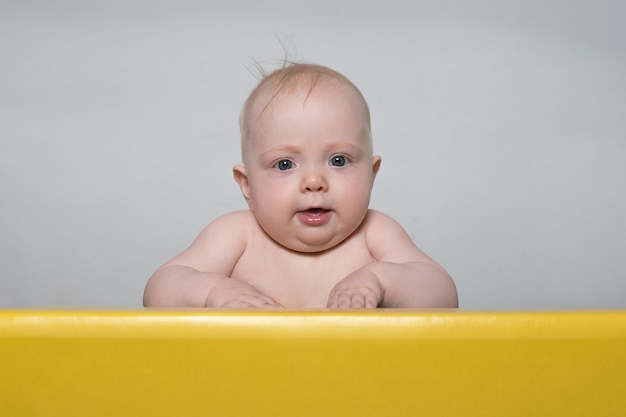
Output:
top-left (143, 281), bottom-right (157, 307)
top-left (410, 262), bottom-right (458, 308)
top-left (436, 274), bottom-right (458, 308)
top-left (143, 272), bottom-right (166, 307)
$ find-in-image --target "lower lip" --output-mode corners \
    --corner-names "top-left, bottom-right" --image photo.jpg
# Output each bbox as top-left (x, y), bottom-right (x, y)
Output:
top-left (297, 210), bottom-right (331, 226)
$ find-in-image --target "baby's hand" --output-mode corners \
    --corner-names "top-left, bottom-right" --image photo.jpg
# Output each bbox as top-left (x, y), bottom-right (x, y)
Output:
top-left (206, 278), bottom-right (283, 308)
top-left (326, 269), bottom-right (384, 308)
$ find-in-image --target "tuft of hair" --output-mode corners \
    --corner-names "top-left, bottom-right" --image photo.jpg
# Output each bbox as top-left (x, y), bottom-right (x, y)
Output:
top-left (239, 62), bottom-right (371, 160)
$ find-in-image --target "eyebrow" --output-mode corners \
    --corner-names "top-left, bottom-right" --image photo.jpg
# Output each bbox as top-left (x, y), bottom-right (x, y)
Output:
top-left (259, 145), bottom-right (302, 159)
top-left (259, 142), bottom-right (363, 158)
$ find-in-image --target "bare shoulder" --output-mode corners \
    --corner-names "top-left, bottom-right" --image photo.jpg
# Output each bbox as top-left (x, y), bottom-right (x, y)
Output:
top-left (362, 209), bottom-right (429, 262)
top-left (362, 209), bottom-right (409, 234)
top-left (162, 210), bottom-right (254, 271)
top-left (192, 210), bottom-right (256, 247)
top-left (206, 210), bottom-right (257, 230)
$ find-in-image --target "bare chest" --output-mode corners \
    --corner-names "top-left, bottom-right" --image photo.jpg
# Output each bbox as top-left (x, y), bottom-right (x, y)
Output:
top-left (230, 232), bottom-right (375, 308)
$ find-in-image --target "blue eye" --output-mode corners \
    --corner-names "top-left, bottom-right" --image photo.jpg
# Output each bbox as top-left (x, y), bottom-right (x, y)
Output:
top-left (275, 160), bottom-right (293, 170)
top-left (330, 155), bottom-right (348, 167)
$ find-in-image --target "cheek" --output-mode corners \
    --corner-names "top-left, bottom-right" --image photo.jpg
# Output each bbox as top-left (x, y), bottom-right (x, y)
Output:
top-left (350, 177), bottom-right (375, 206)
top-left (246, 178), bottom-right (264, 211)
top-left (339, 171), bottom-right (374, 194)
top-left (248, 178), bottom-right (287, 211)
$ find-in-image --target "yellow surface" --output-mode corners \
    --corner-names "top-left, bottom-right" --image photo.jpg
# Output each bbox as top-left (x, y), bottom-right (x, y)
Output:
top-left (1, 310), bottom-right (625, 416)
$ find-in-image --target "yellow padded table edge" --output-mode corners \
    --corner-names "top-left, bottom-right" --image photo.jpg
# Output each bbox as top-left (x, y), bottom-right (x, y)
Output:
top-left (1, 309), bottom-right (625, 416)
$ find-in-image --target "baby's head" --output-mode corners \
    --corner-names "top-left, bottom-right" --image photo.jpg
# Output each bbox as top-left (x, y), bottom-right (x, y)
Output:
top-left (239, 63), bottom-right (372, 163)
top-left (234, 63), bottom-right (381, 253)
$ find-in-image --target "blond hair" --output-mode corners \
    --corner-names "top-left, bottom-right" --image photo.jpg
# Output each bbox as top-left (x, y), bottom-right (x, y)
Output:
top-left (239, 63), bottom-right (371, 159)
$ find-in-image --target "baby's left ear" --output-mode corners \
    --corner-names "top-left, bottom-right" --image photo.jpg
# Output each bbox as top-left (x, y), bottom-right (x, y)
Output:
top-left (372, 156), bottom-right (382, 178)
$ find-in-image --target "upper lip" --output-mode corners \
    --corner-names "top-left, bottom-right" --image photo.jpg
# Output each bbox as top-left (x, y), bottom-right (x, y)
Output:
top-left (299, 206), bottom-right (330, 213)
top-left (298, 206), bottom-right (329, 213)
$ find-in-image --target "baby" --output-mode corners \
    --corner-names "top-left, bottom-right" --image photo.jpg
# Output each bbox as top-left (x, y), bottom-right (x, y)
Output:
top-left (144, 63), bottom-right (458, 308)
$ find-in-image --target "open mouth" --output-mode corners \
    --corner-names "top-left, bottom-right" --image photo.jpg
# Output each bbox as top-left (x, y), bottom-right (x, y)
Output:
top-left (297, 208), bottom-right (331, 225)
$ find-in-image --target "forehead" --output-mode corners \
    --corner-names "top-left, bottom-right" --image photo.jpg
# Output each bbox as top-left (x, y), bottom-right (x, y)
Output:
top-left (253, 74), bottom-right (365, 117)
top-left (240, 67), bottom-right (372, 160)
top-left (257, 82), bottom-right (367, 133)
top-left (246, 87), bottom-right (372, 162)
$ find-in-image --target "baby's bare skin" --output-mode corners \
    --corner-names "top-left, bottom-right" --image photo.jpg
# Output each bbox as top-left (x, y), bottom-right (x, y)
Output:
top-left (144, 63), bottom-right (458, 309)
top-left (146, 210), bottom-right (455, 308)
top-left (230, 211), bottom-right (375, 308)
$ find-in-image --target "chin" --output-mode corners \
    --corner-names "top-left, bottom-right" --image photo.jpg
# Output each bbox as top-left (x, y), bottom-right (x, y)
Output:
top-left (283, 235), bottom-right (346, 254)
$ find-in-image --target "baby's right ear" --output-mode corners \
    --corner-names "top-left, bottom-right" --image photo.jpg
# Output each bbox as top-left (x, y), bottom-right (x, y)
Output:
top-left (233, 165), bottom-right (252, 206)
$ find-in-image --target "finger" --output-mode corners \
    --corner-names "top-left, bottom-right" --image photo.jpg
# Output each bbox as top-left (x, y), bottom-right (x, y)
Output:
top-left (327, 292), bottom-right (345, 308)
top-left (221, 300), bottom-right (258, 308)
top-left (263, 295), bottom-right (284, 308)
top-left (223, 294), bottom-right (283, 308)
top-left (251, 296), bottom-right (284, 308)
top-left (336, 293), bottom-right (352, 308)
top-left (350, 294), bottom-right (366, 308)
top-left (246, 295), bottom-right (281, 308)
top-left (363, 291), bottom-right (379, 308)
top-left (262, 300), bottom-right (284, 308)
top-left (223, 301), bottom-right (282, 308)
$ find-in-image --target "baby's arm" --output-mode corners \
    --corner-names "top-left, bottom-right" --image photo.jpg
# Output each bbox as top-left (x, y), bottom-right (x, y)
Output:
top-left (327, 210), bottom-right (458, 308)
top-left (143, 211), bottom-right (282, 308)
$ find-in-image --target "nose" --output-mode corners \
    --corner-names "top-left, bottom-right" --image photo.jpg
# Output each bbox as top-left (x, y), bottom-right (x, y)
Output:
top-left (300, 167), bottom-right (328, 193)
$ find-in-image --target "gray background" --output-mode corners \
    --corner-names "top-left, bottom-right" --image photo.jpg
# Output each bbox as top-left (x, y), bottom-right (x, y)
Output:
top-left (1, 0), bottom-right (625, 308)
